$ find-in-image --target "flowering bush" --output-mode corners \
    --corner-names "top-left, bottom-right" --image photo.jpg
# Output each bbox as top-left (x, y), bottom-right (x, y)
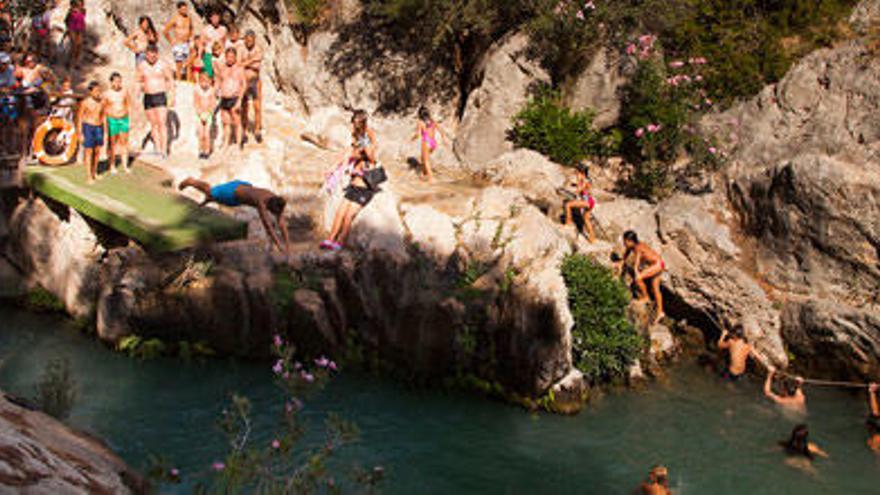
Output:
top-left (618, 41), bottom-right (723, 200)
top-left (151, 336), bottom-right (383, 493)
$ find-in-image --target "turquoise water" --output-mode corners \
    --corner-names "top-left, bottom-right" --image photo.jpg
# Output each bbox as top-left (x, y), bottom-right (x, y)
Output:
top-left (1, 306), bottom-right (879, 494)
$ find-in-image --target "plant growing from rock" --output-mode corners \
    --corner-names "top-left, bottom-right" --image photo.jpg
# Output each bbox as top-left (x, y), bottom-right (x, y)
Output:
top-left (562, 255), bottom-right (643, 382)
top-left (152, 336), bottom-right (383, 493)
top-left (510, 88), bottom-right (603, 166)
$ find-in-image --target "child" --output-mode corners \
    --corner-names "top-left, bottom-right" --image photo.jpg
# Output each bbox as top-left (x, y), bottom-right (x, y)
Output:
top-left (77, 80), bottom-right (104, 183)
top-left (564, 163), bottom-right (596, 243)
top-left (193, 71), bottom-right (216, 159)
top-left (187, 34), bottom-right (205, 83)
top-left (103, 72), bottom-right (130, 173)
top-left (209, 41), bottom-right (223, 81)
top-left (412, 106), bottom-right (445, 181)
top-left (50, 75), bottom-right (78, 121)
top-left (64, 1), bottom-right (86, 69)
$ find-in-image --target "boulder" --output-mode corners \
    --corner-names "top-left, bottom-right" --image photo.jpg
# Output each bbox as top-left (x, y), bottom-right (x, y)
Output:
top-left (851, 0), bottom-right (880, 34)
top-left (0, 392), bottom-right (144, 494)
top-left (479, 149), bottom-right (568, 215)
top-left (402, 204), bottom-right (457, 266)
top-left (565, 46), bottom-right (629, 129)
top-left (455, 33), bottom-right (549, 169)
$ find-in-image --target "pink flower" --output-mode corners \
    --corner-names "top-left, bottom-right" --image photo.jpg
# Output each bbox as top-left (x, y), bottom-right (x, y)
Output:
top-left (704, 98), bottom-right (713, 106)
top-left (271, 439), bottom-right (281, 449)
top-left (315, 356), bottom-right (330, 368)
top-left (272, 359), bottom-right (283, 375)
top-left (282, 371), bottom-right (290, 380)
top-left (328, 361), bottom-right (338, 371)
top-left (669, 60), bottom-right (685, 68)
top-left (584, 1), bottom-right (595, 10)
top-left (635, 128), bottom-right (645, 138)
top-left (626, 43), bottom-right (636, 55)
top-left (647, 124), bottom-right (660, 133)
top-left (576, 10), bottom-right (585, 20)
top-left (212, 462), bottom-right (225, 472)
top-left (170, 468), bottom-right (180, 477)
top-left (694, 75), bottom-right (703, 82)
top-left (273, 335), bottom-right (283, 348)
top-left (301, 371), bottom-right (315, 383)
top-left (708, 147), bottom-right (717, 155)
top-left (293, 361), bottom-right (302, 370)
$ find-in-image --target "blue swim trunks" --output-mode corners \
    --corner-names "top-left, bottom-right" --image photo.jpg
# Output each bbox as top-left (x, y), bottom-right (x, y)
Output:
top-left (210, 180), bottom-right (250, 207)
top-left (82, 123), bottom-right (103, 149)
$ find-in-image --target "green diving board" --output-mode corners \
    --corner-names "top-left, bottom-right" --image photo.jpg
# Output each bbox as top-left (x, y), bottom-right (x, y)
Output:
top-left (25, 162), bottom-right (248, 252)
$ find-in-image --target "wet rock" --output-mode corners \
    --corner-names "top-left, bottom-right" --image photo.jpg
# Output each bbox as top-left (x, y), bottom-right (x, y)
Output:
top-left (455, 33), bottom-right (549, 169)
top-left (0, 392), bottom-right (144, 494)
top-left (548, 369), bottom-right (588, 415)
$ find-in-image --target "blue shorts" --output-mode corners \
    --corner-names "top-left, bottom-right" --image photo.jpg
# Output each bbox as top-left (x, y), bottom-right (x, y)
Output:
top-left (82, 123), bottom-right (103, 149)
top-left (210, 180), bottom-right (250, 207)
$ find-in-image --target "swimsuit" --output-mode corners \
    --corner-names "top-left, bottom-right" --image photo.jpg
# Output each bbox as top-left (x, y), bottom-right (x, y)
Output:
top-left (198, 111), bottom-right (213, 126)
top-left (203, 52), bottom-right (214, 79)
top-left (219, 96), bottom-right (238, 110)
top-left (66, 10), bottom-right (85, 33)
top-left (172, 42), bottom-right (190, 63)
top-left (107, 116), bottom-right (129, 137)
top-left (210, 180), bottom-right (250, 207)
top-left (421, 122), bottom-right (437, 151)
top-left (143, 92), bottom-right (167, 110)
top-left (81, 123), bottom-right (103, 149)
top-left (245, 78), bottom-right (259, 99)
top-left (344, 185), bottom-right (375, 207)
top-left (356, 133), bottom-right (372, 149)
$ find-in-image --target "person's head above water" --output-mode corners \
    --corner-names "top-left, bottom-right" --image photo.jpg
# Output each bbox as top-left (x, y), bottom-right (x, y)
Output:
top-left (418, 106), bottom-right (432, 123)
top-left (649, 465), bottom-right (668, 487)
top-left (783, 424), bottom-right (813, 459)
top-left (623, 230), bottom-right (639, 248)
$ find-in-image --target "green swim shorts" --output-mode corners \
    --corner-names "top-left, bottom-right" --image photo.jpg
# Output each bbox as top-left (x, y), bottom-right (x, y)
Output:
top-left (107, 116), bottom-right (130, 137)
top-left (198, 112), bottom-right (213, 126)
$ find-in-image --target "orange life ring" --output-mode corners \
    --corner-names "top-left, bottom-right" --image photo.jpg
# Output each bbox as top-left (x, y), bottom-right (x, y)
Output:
top-left (33, 117), bottom-right (78, 166)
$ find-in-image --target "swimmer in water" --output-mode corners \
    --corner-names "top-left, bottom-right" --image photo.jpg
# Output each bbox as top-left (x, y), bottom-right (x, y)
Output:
top-left (717, 325), bottom-right (753, 382)
top-left (763, 366), bottom-right (806, 415)
top-left (780, 424), bottom-right (828, 474)
top-left (639, 465), bottom-right (672, 495)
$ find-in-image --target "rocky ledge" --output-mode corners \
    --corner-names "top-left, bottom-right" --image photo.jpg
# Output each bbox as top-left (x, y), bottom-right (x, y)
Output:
top-left (0, 392), bottom-right (144, 494)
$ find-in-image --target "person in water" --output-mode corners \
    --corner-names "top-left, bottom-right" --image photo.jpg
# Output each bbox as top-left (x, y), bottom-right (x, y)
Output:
top-left (103, 72), bottom-right (131, 174)
top-left (178, 178), bottom-right (290, 253)
top-left (639, 465), bottom-right (672, 495)
top-left (622, 230), bottom-right (666, 323)
top-left (763, 366), bottom-right (806, 414)
top-left (564, 162), bottom-right (596, 243)
top-left (77, 80), bottom-right (104, 183)
top-left (193, 71), bottom-right (216, 159)
top-left (320, 110), bottom-right (378, 251)
top-left (411, 106), bottom-right (446, 181)
top-left (867, 383), bottom-right (880, 453)
top-left (780, 424), bottom-right (828, 472)
top-left (717, 325), bottom-right (753, 381)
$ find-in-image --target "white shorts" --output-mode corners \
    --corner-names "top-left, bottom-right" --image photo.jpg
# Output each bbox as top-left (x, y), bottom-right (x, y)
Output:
top-left (172, 43), bottom-right (190, 63)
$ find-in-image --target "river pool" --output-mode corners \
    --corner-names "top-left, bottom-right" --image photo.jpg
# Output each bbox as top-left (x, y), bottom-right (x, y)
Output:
top-left (1, 306), bottom-right (878, 494)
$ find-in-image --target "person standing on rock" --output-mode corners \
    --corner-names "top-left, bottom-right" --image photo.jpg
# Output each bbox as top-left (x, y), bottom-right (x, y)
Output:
top-left (240, 29), bottom-right (263, 144)
top-left (763, 366), bottom-right (806, 415)
top-left (64, 0), bottom-right (86, 69)
top-left (163, 2), bottom-right (194, 81)
top-left (103, 72), bottom-right (131, 174)
top-left (193, 71), bottom-right (216, 159)
top-left (125, 16), bottom-right (158, 66)
top-left (77, 81), bottom-right (104, 184)
top-left (202, 9), bottom-right (227, 50)
top-left (215, 47), bottom-right (246, 151)
top-left (717, 325), bottom-right (753, 381)
top-left (622, 230), bottom-right (666, 323)
top-left (411, 106), bottom-right (446, 181)
top-left (564, 163), bottom-right (596, 243)
top-left (178, 177), bottom-right (290, 253)
top-left (136, 44), bottom-right (175, 159)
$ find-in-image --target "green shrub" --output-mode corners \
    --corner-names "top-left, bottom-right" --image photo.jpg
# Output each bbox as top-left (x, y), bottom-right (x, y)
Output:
top-left (33, 358), bottom-right (77, 421)
top-left (25, 287), bottom-right (65, 313)
top-left (510, 89), bottom-right (603, 166)
top-left (562, 255), bottom-right (643, 382)
top-left (117, 335), bottom-right (167, 360)
top-left (285, 0), bottom-right (327, 29)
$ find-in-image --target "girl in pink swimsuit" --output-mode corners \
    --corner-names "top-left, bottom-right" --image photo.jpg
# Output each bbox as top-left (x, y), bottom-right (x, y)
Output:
top-left (65, 1), bottom-right (86, 68)
top-left (413, 106), bottom-right (446, 182)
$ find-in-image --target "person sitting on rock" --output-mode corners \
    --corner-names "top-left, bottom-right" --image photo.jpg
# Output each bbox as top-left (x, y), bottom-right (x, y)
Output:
top-left (178, 178), bottom-right (290, 253)
top-left (867, 383), bottom-right (880, 453)
top-left (320, 110), bottom-right (378, 251)
top-left (639, 465), bottom-right (672, 495)
top-left (622, 230), bottom-right (665, 323)
top-left (564, 162), bottom-right (596, 243)
top-left (764, 366), bottom-right (806, 414)
top-left (717, 325), bottom-right (753, 381)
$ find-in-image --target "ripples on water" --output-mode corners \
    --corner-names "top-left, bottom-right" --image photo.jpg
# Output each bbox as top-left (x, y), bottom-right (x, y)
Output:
top-left (1, 307), bottom-right (878, 494)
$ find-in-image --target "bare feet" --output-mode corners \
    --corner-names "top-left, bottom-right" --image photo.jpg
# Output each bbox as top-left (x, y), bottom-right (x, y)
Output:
top-left (654, 312), bottom-right (666, 325)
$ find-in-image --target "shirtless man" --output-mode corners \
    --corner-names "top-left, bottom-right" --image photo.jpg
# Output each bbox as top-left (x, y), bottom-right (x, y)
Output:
top-left (103, 72), bottom-right (130, 173)
top-left (639, 465), bottom-right (672, 495)
top-left (17, 53), bottom-right (53, 155)
top-left (622, 230), bottom-right (666, 323)
top-left (215, 47), bottom-right (246, 150)
top-left (764, 366), bottom-right (806, 414)
top-left (240, 29), bottom-right (263, 144)
top-left (178, 177), bottom-right (290, 253)
top-left (77, 81), bottom-right (104, 183)
top-left (202, 9), bottom-right (227, 49)
top-left (717, 325), bottom-right (753, 381)
top-left (163, 2), bottom-right (193, 80)
top-left (136, 44), bottom-right (174, 158)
